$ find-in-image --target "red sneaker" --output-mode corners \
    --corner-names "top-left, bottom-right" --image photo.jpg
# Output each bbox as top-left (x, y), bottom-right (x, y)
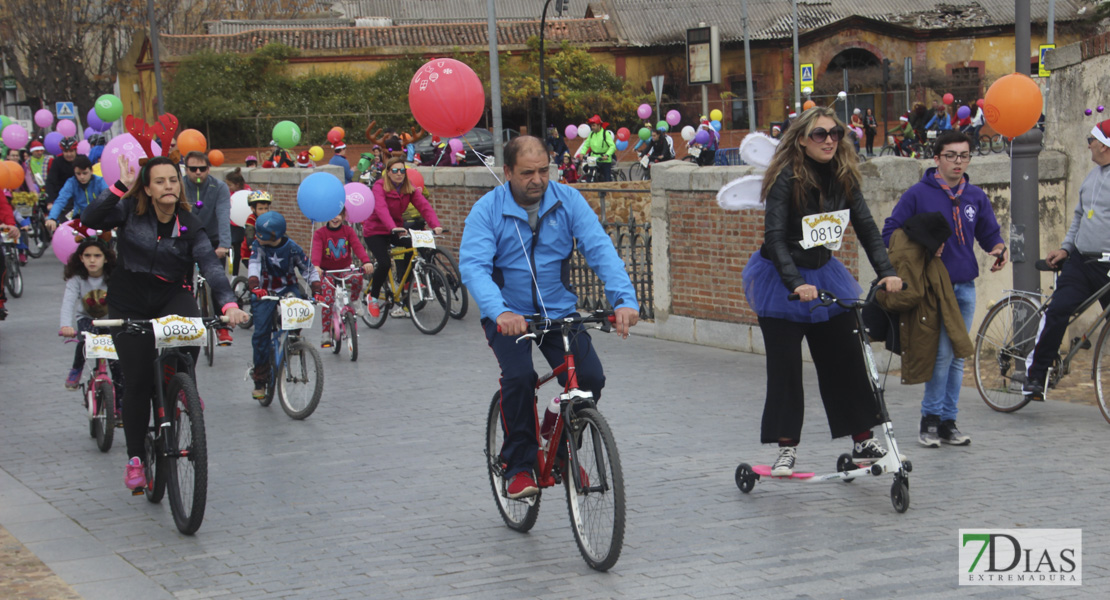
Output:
top-left (506, 472), bottom-right (539, 499)
top-left (367, 298), bottom-right (381, 318)
top-left (216, 328), bottom-right (233, 346)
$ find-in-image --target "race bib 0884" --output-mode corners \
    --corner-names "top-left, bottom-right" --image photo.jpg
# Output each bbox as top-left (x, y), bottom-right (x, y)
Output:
top-left (152, 316), bottom-right (207, 348)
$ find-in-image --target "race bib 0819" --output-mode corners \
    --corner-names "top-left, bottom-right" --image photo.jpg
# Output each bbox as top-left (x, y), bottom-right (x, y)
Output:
top-left (152, 316), bottom-right (207, 348)
top-left (800, 209), bottom-right (850, 251)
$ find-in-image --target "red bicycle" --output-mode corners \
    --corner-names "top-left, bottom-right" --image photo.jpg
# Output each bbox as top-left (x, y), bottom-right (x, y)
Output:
top-left (484, 310), bottom-right (626, 571)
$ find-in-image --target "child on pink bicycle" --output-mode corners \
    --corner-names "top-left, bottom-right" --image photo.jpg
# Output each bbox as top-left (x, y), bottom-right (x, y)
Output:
top-left (312, 208), bottom-right (373, 348)
top-left (59, 237), bottom-right (121, 392)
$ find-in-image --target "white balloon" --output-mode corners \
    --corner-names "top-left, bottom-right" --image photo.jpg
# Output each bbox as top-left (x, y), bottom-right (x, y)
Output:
top-left (577, 124), bottom-right (590, 139)
top-left (229, 190), bottom-right (251, 227)
top-left (681, 126), bottom-right (696, 141)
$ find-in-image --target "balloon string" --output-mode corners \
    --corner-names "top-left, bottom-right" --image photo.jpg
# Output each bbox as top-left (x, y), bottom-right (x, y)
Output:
top-left (464, 138), bottom-right (503, 186)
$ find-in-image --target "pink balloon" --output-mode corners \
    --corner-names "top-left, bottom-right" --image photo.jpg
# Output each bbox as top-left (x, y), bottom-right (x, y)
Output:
top-left (76, 140), bottom-right (91, 155)
top-left (666, 110), bottom-right (681, 126)
top-left (2, 124), bottom-right (29, 150)
top-left (35, 109), bottom-right (54, 129)
top-left (637, 104), bottom-right (652, 119)
top-left (100, 134), bottom-right (161, 187)
top-left (56, 119), bottom-right (77, 138)
top-left (52, 220), bottom-right (89, 264)
top-left (448, 138), bottom-right (463, 153)
top-left (564, 124), bottom-right (577, 139)
top-left (344, 182), bottom-right (375, 223)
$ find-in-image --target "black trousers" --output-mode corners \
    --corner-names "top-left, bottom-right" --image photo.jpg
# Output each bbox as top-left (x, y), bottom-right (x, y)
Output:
top-left (110, 290), bottom-right (200, 460)
top-left (364, 233), bottom-right (412, 299)
top-left (230, 226), bottom-right (245, 276)
top-left (758, 312), bottom-right (882, 444)
top-left (1029, 253), bottom-right (1110, 381)
top-left (865, 130), bottom-right (876, 154)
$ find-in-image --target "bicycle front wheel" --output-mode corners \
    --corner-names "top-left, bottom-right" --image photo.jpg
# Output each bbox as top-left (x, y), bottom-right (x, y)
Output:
top-left (25, 226), bottom-right (44, 259)
top-left (974, 295), bottom-right (1040, 412)
top-left (7, 256), bottom-right (22, 298)
top-left (1093, 322), bottom-right (1110, 425)
top-left (144, 432), bottom-right (167, 503)
top-left (165, 373), bottom-right (207, 535)
top-left (408, 264), bottom-right (451, 335)
top-left (425, 248), bottom-right (468, 320)
top-left (93, 379), bottom-right (115, 452)
top-left (879, 145), bottom-right (896, 157)
top-left (278, 340), bottom-right (323, 419)
top-left (564, 406), bottom-right (624, 571)
top-left (978, 135), bottom-right (993, 156)
top-left (343, 313), bottom-right (358, 361)
top-left (486, 391), bottom-right (540, 532)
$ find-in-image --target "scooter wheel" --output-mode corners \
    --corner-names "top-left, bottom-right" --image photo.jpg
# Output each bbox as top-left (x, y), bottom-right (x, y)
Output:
top-left (903, 459), bottom-right (913, 473)
top-left (891, 478), bottom-right (910, 513)
top-left (836, 453), bottom-right (856, 483)
top-left (735, 463), bottom-right (756, 494)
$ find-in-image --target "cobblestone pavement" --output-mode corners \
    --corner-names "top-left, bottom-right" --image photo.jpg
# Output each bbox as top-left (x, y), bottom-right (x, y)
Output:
top-left (1, 258), bottom-right (1108, 599)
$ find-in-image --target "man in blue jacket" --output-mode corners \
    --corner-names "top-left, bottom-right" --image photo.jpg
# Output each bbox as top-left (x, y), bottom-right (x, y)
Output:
top-left (883, 131), bottom-right (1007, 448)
top-left (45, 155), bottom-right (107, 232)
top-left (460, 136), bottom-right (639, 499)
top-left (329, 143), bottom-right (354, 183)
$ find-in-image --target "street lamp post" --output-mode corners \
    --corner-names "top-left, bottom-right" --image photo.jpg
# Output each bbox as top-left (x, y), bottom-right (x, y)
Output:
top-left (539, 0), bottom-right (554, 140)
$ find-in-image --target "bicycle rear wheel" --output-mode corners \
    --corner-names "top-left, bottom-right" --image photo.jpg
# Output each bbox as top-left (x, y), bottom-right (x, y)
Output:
top-left (424, 248), bottom-right (468, 320)
top-left (486, 391), bottom-right (540, 532)
top-left (974, 294), bottom-right (1040, 412)
top-left (343, 313), bottom-right (358, 361)
top-left (563, 406), bottom-right (624, 571)
top-left (6, 255), bottom-right (22, 298)
top-left (278, 339), bottom-right (323, 419)
top-left (408, 264), bottom-right (451, 335)
top-left (24, 226), bottom-right (44, 259)
top-left (978, 135), bottom-right (993, 156)
top-left (165, 373), bottom-right (207, 535)
top-left (231, 276), bottom-right (254, 329)
top-left (1093, 323), bottom-right (1110, 425)
top-left (93, 379), bottom-right (115, 452)
top-left (144, 432), bottom-right (167, 503)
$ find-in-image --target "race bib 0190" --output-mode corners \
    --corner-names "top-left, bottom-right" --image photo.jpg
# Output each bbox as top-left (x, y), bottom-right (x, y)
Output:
top-left (800, 209), bottom-right (850, 251)
top-left (280, 298), bottom-right (315, 330)
top-left (152, 316), bottom-right (207, 348)
top-left (83, 332), bottom-right (118, 360)
top-left (409, 229), bottom-right (436, 249)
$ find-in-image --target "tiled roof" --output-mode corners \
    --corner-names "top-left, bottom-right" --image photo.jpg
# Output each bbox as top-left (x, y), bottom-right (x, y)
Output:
top-left (326, 0), bottom-right (562, 22)
top-left (206, 19), bottom-right (358, 35)
top-left (597, 0), bottom-right (1096, 46)
top-left (160, 18), bottom-right (616, 57)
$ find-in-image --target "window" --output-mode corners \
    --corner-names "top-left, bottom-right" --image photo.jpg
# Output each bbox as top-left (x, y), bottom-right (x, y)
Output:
top-left (730, 79), bottom-right (758, 130)
top-left (949, 67), bottom-right (981, 105)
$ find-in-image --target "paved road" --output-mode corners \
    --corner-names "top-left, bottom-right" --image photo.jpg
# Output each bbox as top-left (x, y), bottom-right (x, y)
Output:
top-left (1, 257), bottom-right (1108, 599)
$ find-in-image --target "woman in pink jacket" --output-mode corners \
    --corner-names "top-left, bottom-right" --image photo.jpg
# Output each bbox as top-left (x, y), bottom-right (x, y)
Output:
top-left (362, 157), bottom-right (442, 318)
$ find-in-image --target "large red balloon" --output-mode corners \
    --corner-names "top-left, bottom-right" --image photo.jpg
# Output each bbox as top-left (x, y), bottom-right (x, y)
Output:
top-left (942, 93), bottom-right (954, 105)
top-left (405, 164), bottom-right (425, 191)
top-left (408, 59), bottom-right (485, 138)
top-left (616, 127), bottom-right (630, 142)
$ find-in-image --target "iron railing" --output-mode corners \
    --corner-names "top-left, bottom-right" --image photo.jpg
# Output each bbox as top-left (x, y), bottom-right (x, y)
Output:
top-left (569, 189), bottom-right (654, 319)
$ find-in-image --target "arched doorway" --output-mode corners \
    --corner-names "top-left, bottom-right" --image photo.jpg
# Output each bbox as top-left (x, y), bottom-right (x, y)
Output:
top-left (817, 48), bottom-right (882, 129)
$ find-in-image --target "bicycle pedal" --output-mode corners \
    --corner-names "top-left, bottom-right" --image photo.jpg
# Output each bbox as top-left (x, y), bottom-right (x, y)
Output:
top-left (131, 488), bottom-right (145, 496)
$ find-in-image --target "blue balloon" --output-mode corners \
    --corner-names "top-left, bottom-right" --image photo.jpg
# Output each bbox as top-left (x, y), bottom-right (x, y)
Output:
top-left (297, 172), bottom-right (346, 222)
top-left (615, 139), bottom-right (629, 151)
top-left (710, 120), bottom-right (722, 131)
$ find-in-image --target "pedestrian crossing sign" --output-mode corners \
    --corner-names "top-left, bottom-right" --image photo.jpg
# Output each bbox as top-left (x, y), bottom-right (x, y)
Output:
top-left (800, 64), bottom-right (814, 87)
top-left (56, 102), bottom-right (76, 120)
top-left (1039, 45), bottom-right (1055, 78)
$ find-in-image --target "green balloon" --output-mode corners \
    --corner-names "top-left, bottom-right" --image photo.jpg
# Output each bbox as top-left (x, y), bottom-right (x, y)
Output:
top-left (0, 116), bottom-right (10, 131)
top-left (638, 127), bottom-right (651, 141)
top-left (655, 120), bottom-right (669, 132)
top-left (94, 94), bottom-right (123, 123)
top-left (273, 120), bottom-right (302, 150)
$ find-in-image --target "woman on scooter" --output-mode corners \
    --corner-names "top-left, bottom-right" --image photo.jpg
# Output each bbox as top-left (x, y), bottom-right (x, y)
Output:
top-left (741, 106), bottom-right (902, 476)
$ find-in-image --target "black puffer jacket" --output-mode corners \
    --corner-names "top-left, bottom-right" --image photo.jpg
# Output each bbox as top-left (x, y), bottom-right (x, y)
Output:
top-left (83, 185), bottom-right (236, 310)
top-left (760, 161), bottom-right (896, 292)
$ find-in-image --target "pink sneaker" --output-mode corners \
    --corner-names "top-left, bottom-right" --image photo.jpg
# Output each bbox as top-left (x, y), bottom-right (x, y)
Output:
top-left (125, 457), bottom-right (147, 490)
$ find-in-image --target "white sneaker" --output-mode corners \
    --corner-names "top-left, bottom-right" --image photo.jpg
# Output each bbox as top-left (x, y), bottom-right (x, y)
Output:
top-left (389, 305), bottom-right (408, 318)
top-left (771, 446), bottom-right (796, 477)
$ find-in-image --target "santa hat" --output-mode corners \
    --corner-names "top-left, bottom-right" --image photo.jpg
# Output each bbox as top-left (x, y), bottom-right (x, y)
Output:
top-left (788, 112), bottom-right (797, 119)
top-left (296, 151), bottom-right (312, 168)
top-left (29, 140), bottom-right (44, 151)
top-left (333, 143), bottom-right (347, 151)
top-left (771, 125), bottom-right (782, 133)
top-left (1091, 119), bottom-right (1110, 148)
top-left (899, 115), bottom-right (909, 122)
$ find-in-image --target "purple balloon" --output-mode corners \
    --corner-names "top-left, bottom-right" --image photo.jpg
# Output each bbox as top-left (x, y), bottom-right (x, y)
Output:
top-left (448, 138), bottom-right (463, 153)
top-left (956, 106), bottom-right (971, 120)
top-left (84, 127), bottom-right (96, 140)
top-left (564, 124), bottom-right (577, 139)
top-left (44, 131), bottom-right (63, 155)
top-left (56, 119), bottom-right (77, 138)
top-left (2, 123), bottom-right (29, 150)
top-left (666, 110), bottom-right (681, 126)
top-left (34, 109), bottom-right (54, 129)
top-left (87, 108), bottom-right (106, 132)
top-left (694, 129), bottom-right (710, 145)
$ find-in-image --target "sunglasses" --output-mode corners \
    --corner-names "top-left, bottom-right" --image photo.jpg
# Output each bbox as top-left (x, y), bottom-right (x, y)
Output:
top-left (808, 126), bottom-right (844, 144)
top-left (389, 167), bottom-right (406, 174)
top-left (187, 166), bottom-right (209, 173)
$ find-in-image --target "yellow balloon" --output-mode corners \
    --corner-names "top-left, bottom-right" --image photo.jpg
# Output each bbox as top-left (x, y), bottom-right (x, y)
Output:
top-left (709, 109), bottom-right (723, 122)
top-left (92, 162), bottom-right (103, 177)
top-left (309, 145), bottom-right (325, 162)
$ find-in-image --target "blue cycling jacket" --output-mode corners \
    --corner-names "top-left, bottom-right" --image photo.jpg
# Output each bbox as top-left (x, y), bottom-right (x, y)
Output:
top-left (460, 181), bottom-right (639, 320)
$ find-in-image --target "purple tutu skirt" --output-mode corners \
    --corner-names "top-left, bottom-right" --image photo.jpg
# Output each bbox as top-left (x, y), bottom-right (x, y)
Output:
top-left (742, 251), bottom-right (862, 323)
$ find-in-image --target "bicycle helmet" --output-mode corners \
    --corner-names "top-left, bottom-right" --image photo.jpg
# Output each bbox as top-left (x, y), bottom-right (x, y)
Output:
top-left (254, 211), bottom-right (286, 241)
top-left (60, 137), bottom-right (79, 151)
top-left (247, 190), bottom-right (272, 206)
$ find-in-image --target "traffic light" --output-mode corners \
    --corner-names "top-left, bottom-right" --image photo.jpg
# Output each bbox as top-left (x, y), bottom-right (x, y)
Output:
top-left (548, 77), bottom-right (560, 100)
top-left (555, 0), bottom-right (568, 16)
top-left (881, 58), bottom-right (893, 84)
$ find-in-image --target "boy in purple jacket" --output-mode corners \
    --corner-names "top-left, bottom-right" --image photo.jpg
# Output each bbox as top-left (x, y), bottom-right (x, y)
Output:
top-left (882, 131), bottom-right (1008, 448)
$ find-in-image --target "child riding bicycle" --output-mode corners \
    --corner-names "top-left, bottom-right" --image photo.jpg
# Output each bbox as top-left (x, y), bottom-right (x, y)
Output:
top-left (311, 208), bottom-right (373, 348)
top-left (247, 211), bottom-right (322, 399)
top-left (59, 238), bottom-right (121, 393)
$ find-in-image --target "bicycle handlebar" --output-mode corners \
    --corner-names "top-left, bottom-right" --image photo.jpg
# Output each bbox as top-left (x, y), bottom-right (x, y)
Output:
top-left (788, 281), bottom-right (907, 309)
top-left (501, 310), bottom-right (618, 342)
top-left (92, 316), bottom-right (229, 328)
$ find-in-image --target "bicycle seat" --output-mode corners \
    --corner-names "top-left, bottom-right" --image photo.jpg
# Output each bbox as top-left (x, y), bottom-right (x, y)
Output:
top-left (1035, 259), bottom-right (1061, 272)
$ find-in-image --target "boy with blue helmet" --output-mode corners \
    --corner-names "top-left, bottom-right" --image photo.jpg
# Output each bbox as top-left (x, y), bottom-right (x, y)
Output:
top-left (246, 211), bottom-right (322, 399)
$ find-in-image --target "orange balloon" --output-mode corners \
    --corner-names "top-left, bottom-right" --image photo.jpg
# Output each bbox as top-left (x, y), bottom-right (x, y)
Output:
top-left (983, 73), bottom-right (1043, 138)
top-left (0, 161), bottom-right (21, 189)
top-left (208, 149), bottom-right (225, 167)
top-left (802, 100), bottom-right (816, 111)
top-left (177, 128), bottom-right (207, 155)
